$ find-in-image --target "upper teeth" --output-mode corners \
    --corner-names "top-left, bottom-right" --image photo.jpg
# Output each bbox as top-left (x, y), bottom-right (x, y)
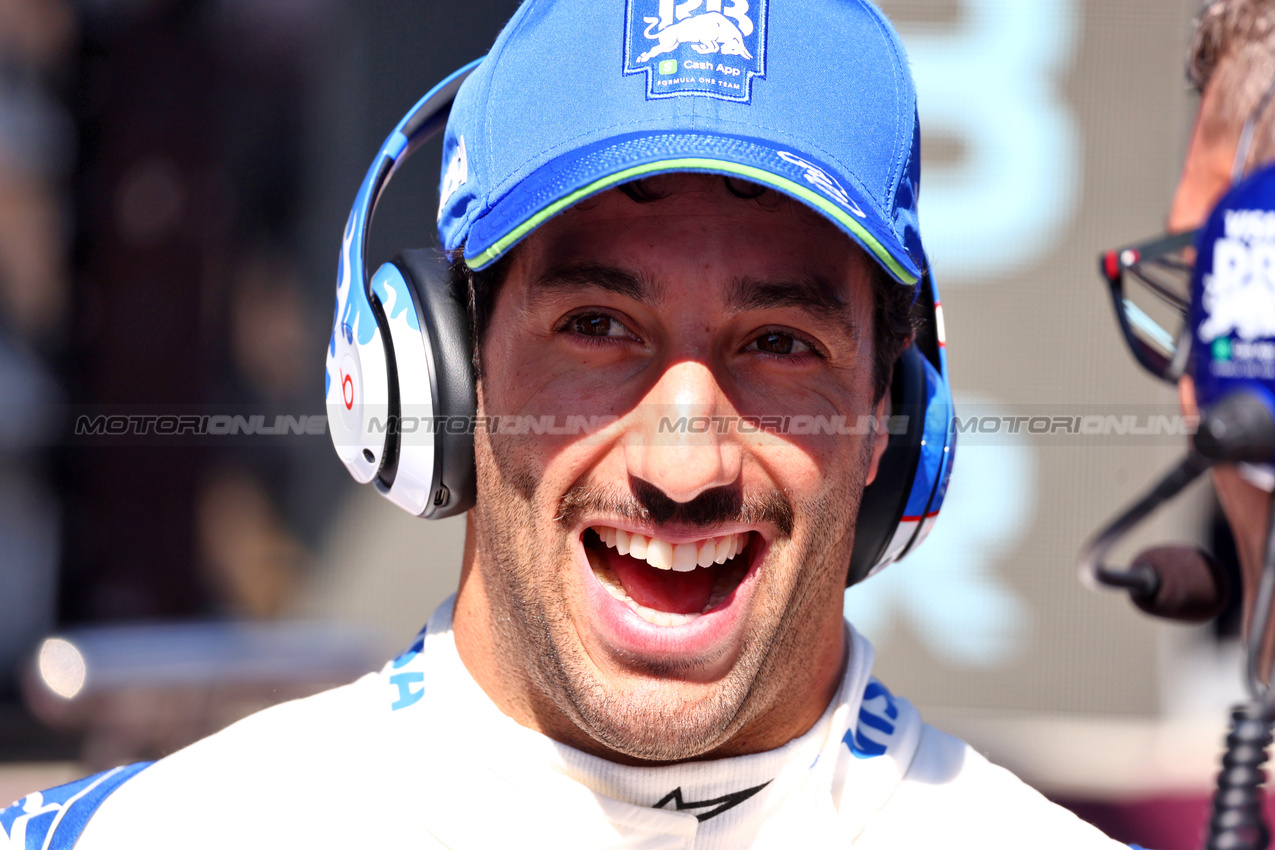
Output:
top-left (592, 527), bottom-right (748, 572)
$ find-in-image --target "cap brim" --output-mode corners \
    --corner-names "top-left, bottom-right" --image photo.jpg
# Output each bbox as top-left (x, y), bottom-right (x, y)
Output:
top-left (463, 132), bottom-right (921, 287)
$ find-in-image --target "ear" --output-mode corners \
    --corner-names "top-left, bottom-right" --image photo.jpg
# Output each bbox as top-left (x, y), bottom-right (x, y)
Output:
top-left (864, 390), bottom-right (890, 487)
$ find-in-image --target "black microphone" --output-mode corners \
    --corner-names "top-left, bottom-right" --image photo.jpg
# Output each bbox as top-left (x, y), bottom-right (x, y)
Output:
top-left (1078, 452), bottom-right (1213, 608)
top-left (1127, 545), bottom-right (1230, 622)
top-left (1079, 390), bottom-right (1273, 620)
top-left (1195, 391), bottom-right (1275, 464)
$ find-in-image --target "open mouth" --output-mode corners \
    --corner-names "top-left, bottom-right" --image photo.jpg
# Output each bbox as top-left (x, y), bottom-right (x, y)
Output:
top-left (583, 526), bottom-right (755, 627)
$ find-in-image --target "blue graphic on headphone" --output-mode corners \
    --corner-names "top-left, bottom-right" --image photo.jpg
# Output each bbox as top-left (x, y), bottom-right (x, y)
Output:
top-left (371, 265), bottom-right (422, 333)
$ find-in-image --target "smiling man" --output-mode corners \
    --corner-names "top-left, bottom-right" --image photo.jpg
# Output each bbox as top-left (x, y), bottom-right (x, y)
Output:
top-left (1, 0), bottom-right (1130, 848)
top-left (455, 173), bottom-right (887, 765)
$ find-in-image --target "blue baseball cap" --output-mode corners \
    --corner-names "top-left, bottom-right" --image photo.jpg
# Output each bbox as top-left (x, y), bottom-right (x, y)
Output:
top-left (436, 0), bottom-right (925, 287)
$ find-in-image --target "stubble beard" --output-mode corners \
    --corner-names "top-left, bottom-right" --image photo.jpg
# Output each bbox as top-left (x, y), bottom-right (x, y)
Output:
top-left (470, 426), bottom-right (870, 763)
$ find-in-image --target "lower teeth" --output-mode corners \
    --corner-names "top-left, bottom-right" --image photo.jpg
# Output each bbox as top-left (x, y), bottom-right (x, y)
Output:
top-left (590, 550), bottom-right (746, 626)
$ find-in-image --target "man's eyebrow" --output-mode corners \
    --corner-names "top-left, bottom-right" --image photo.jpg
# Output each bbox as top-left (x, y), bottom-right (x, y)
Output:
top-left (529, 263), bottom-right (662, 304)
top-left (726, 275), bottom-right (859, 330)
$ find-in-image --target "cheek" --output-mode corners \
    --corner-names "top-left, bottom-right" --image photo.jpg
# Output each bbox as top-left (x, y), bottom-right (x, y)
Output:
top-left (473, 398), bottom-right (541, 506)
top-left (481, 340), bottom-right (564, 416)
top-left (482, 317), bottom-right (647, 420)
top-left (732, 367), bottom-right (878, 489)
top-left (476, 378), bottom-right (627, 510)
top-left (744, 428), bottom-right (862, 506)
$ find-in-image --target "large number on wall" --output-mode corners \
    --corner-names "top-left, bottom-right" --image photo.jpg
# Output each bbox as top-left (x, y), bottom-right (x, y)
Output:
top-left (844, 395), bottom-right (1035, 669)
top-left (899, 0), bottom-right (1080, 281)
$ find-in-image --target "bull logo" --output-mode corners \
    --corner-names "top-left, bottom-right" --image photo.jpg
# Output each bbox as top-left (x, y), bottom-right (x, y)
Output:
top-left (625, 0), bottom-right (766, 104)
top-left (637, 11), bottom-right (752, 62)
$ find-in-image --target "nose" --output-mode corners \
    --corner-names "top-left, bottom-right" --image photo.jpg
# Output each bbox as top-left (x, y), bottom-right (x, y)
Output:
top-left (623, 360), bottom-right (743, 503)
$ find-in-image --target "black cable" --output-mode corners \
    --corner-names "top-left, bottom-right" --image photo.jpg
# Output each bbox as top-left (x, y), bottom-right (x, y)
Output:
top-left (1206, 496), bottom-right (1275, 850)
top-left (1078, 451), bottom-right (1212, 595)
top-left (1245, 496), bottom-right (1275, 700)
top-left (1207, 704), bottom-right (1275, 850)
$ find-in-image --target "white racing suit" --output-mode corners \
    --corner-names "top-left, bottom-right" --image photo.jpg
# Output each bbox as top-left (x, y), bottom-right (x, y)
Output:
top-left (2, 597), bottom-right (1131, 849)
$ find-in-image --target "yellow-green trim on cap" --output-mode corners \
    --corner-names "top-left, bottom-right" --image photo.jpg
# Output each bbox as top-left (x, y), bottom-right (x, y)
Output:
top-left (464, 157), bottom-right (917, 286)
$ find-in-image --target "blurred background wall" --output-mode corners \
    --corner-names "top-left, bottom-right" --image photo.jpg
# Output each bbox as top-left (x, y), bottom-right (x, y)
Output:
top-left (0, 0), bottom-right (1244, 846)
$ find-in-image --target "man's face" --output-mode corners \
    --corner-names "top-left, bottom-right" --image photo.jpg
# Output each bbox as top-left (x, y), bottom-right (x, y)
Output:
top-left (1170, 57), bottom-right (1274, 636)
top-left (453, 174), bottom-right (888, 763)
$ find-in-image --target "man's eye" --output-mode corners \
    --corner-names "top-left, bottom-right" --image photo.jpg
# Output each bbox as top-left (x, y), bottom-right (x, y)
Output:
top-left (572, 314), bottom-right (631, 338)
top-left (747, 330), bottom-right (812, 355)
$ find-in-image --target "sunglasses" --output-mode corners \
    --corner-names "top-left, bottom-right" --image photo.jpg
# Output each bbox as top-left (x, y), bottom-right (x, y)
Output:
top-left (1098, 230), bottom-right (1195, 383)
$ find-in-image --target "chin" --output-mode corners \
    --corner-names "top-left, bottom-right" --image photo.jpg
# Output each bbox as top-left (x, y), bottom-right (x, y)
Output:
top-left (560, 674), bottom-right (753, 763)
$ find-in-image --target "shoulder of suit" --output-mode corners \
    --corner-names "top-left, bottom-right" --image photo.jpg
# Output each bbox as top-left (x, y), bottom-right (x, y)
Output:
top-left (860, 722), bottom-right (1130, 848)
top-left (1, 668), bottom-right (444, 850)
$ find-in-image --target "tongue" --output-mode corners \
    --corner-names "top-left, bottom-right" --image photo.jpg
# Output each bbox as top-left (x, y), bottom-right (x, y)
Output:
top-left (606, 548), bottom-right (717, 615)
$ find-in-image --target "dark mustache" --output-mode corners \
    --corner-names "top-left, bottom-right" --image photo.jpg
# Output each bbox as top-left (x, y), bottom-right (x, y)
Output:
top-left (557, 478), bottom-right (793, 537)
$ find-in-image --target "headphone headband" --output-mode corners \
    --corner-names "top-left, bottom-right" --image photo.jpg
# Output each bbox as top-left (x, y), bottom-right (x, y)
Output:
top-left (351, 59), bottom-right (482, 307)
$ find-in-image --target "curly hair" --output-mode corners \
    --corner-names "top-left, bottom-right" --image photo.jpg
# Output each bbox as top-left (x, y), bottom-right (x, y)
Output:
top-left (1189, 0), bottom-right (1275, 173)
top-left (447, 177), bottom-right (918, 403)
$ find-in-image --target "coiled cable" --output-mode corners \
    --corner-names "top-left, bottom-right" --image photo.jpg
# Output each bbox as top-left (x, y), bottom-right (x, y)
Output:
top-left (1207, 704), bottom-right (1275, 850)
top-left (1206, 496), bottom-right (1275, 850)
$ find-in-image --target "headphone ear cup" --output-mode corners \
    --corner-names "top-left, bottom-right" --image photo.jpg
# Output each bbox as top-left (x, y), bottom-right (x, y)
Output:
top-left (847, 268), bottom-right (956, 588)
top-left (847, 346), bottom-right (928, 586)
top-left (394, 250), bottom-right (476, 517)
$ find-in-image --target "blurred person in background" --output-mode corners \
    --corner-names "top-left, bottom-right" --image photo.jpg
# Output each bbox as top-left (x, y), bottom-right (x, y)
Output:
top-left (1173, 0), bottom-right (1275, 625)
top-left (1100, 0), bottom-right (1275, 653)
top-left (1088, 3), bottom-right (1275, 846)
